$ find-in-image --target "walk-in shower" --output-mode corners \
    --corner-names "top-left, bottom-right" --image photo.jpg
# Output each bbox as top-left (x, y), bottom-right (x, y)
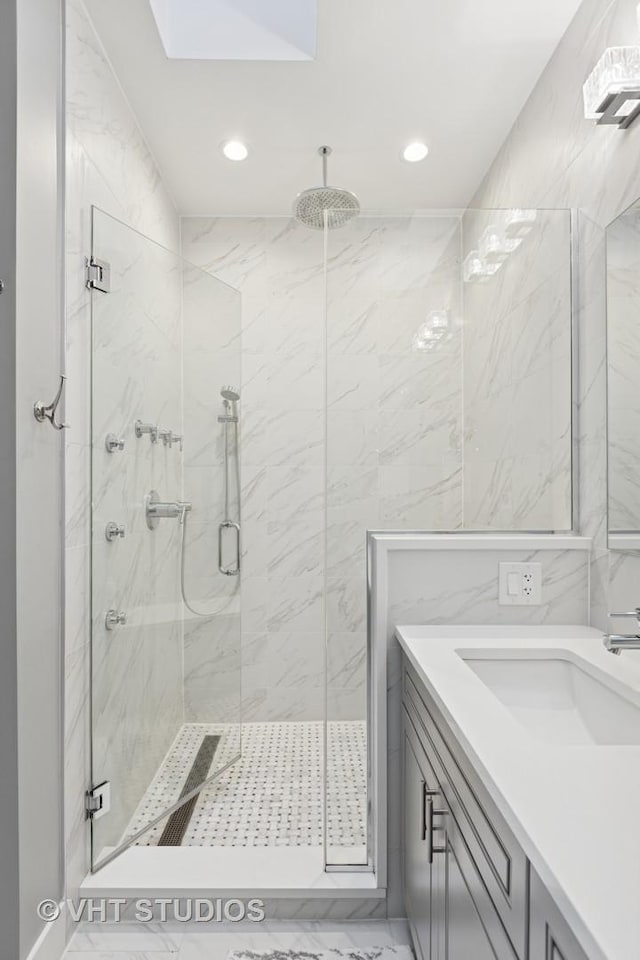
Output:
top-left (86, 200), bottom-right (570, 893)
top-left (87, 206), bottom-right (372, 882)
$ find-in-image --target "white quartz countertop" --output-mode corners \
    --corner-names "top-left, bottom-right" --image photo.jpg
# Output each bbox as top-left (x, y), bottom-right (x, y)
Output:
top-left (395, 624), bottom-right (640, 960)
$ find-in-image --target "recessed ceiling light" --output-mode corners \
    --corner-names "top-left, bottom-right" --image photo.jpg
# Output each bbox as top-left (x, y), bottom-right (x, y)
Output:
top-left (222, 140), bottom-right (249, 162)
top-left (403, 142), bottom-right (429, 163)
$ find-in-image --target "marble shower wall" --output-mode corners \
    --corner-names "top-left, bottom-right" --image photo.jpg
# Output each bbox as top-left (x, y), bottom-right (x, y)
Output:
top-left (65, 0), bottom-right (180, 904)
top-left (182, 218), bottom-right (327, 723)
top-left (181, 216), bottom-right (464, 722)
top-left (325, 216), bottom-right (464, 722)
top-left (466, 0), bottom-right (640, 631)
top-left (461, 209), bottom-right (573, 529)
top-left (181, 263), bottom-right (243, 729)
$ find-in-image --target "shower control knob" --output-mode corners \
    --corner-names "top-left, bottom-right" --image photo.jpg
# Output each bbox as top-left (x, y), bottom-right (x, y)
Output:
top-left (105, 609), bottom-right (126, 631)
top-left (105, 522), bottom-right (126, 542)
top-left (105, 433), bottom-right (125, 453)
top-left (134, 420), bottom-right (159, 442)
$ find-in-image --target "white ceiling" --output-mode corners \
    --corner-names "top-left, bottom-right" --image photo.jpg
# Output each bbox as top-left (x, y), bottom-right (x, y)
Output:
top-left (85, 0), bottom-right (583, 216)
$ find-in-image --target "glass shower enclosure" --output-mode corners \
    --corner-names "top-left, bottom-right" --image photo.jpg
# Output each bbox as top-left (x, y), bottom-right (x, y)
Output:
top-left (88, 201), bottom-right (572, 878)
top-left (89, 209), bottom-right (243, 868)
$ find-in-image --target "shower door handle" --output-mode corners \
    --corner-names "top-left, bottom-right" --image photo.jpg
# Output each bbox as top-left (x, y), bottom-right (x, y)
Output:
top-left (218, 520), bottom-right (240, 576)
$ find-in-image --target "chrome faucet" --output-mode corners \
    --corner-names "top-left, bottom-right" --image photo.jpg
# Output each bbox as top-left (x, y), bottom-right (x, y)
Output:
top-left (145, 490), bottom-right (192, 530)
top-left (604, 608), bottom-right (640, 654)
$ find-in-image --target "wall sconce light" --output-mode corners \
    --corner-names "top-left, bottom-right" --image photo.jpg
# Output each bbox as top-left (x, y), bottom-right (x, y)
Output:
top-left (584, 6), bottom-right (640, 129)
top-left (583, 46), bottom-right (640, 128)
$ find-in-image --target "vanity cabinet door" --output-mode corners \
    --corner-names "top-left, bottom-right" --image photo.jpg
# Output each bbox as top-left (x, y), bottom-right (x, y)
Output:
top-left (433, 816), bottom-right (519, 960)
top-left (529, 869), bottom-right (589, 960)
top-left (403, 710), bottom-right (437, 960)
top-left (441, 838), bottom-right (497, 960)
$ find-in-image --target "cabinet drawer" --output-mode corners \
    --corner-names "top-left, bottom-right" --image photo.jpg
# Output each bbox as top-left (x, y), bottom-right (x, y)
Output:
top-left (529, 869), bottom-right (589, 960)
top-left (404, 663), bottom-right (528, 960)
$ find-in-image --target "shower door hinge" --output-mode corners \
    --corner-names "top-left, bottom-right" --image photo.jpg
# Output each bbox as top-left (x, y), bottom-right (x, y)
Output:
top-left (85, 781), bottom-right (111, 820)
top-left (86, 256), bottom-right (111, 293)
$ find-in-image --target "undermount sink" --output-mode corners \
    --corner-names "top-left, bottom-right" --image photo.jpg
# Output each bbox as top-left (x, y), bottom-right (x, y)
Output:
top-left (459, 651), bottom-right (640, 746)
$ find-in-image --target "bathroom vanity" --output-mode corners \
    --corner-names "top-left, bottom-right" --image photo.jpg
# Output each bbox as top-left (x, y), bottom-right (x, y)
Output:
top-left (397, 625), bottom-right (640, 960)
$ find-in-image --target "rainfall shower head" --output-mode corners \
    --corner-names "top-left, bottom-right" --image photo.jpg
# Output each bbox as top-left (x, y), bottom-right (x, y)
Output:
top-left (218, 385), bottom-right (239, 423)
top-left (221, 386), bottom-right (240, 402)
top-left (293, 146), bottom-right (360, 231)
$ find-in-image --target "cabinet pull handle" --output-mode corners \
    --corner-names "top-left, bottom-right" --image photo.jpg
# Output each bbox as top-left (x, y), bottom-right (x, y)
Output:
top-left (421, 782), bottom-right (439, 841)
top-left (426, 794), bottom-right (447, 864)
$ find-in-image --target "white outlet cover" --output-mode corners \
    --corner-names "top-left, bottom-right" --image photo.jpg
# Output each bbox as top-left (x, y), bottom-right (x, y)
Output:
top-left (499, 562), bottom-right (542, 605)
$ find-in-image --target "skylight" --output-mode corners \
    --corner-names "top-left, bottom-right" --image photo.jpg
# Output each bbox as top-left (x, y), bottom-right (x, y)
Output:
top-left (149, 0), bottom-right (317, 61)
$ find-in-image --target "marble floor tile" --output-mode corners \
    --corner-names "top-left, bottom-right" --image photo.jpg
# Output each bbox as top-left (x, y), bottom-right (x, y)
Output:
top-left (126, 722), bottom-right (367, 851)
top-left (64, 921), bottom-right (412, 959)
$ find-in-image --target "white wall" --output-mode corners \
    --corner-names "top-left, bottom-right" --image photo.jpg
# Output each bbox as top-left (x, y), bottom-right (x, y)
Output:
top-left (7, 0), bottom-right (65, 956)
top-left (466, 0), bottom-right (640, 633)
top-left (0, 0), bottom-right (20, 948)
top-left (64, 0), bottom-right (179, 913)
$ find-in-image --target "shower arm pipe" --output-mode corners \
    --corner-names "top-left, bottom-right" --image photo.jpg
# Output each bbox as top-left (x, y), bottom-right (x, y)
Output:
top-left (322, 145), bottom-right (329, 186)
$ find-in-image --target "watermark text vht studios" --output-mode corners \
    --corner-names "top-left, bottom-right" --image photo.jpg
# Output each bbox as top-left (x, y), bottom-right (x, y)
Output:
top-left (37, 897), bottom-right (265, 923)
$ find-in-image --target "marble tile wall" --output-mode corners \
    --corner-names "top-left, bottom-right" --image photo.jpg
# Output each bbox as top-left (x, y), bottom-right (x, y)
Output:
top-left (181, 216), bottom-right (465, 723)
top-left (466, 0), bottom-right (640, 631)
top-left (326, 216), bottom-right (464, 723)
top-left (181, 218), bottom-right (329, 723)
top-left (181, 263), bottom-right (243, 731)
top-left (461, 209), bottom-right (573, 529)
top-left (65, 0), bottom-right (180, 910)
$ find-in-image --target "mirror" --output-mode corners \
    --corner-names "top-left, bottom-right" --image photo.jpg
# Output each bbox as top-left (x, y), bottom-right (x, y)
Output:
top-left (607, 201), bottom-right (640, 548)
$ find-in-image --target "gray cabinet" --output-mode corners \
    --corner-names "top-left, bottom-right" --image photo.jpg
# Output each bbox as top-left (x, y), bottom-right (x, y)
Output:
top-left (441, 837), bottom-right (497, 960)
top-left (402, 656), bottom-right (592, 960)
top-left (403, 721), bottom-right (435, 960)
top-left (403, 707), bottom-right (516, 960)
top-left (529, 869), bottom-right (589, 960)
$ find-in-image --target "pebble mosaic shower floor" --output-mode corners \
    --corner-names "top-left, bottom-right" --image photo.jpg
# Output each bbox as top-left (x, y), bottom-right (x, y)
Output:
top-left (126, 721), bottom-right (367, 850)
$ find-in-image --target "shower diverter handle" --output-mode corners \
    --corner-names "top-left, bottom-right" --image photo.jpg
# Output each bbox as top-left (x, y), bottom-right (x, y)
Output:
top-left (218, 520), bottom-right (240, 577)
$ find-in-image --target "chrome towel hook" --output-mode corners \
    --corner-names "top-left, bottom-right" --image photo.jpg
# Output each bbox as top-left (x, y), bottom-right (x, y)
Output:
top-left (34, 375), bottom-right (69, 430)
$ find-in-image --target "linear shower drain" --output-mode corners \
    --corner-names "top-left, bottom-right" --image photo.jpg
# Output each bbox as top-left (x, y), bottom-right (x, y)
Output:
top-left (158, 734), bottom-right (220, 846)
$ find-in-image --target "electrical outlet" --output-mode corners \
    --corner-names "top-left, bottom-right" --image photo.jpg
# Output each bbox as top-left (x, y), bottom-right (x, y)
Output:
top-left (499, 562), bottom-right (542, 605)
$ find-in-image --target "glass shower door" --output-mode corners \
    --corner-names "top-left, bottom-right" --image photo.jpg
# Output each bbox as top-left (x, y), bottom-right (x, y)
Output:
top-left (89, 208), bottom-right (242, 870)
